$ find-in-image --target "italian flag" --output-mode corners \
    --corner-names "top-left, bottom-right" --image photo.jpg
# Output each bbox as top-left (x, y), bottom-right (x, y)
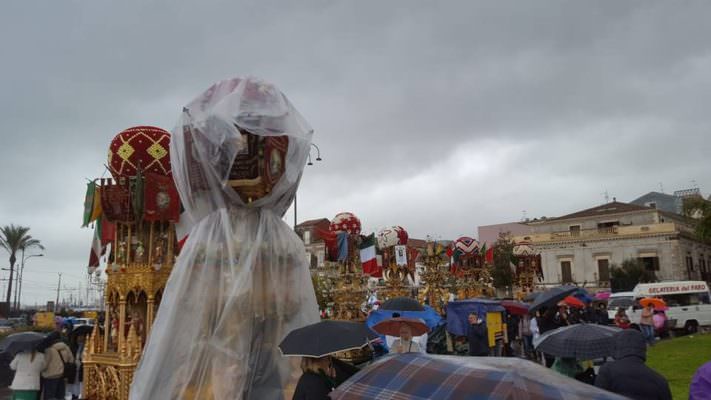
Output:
top-left (360, 233), bottom-right (380, 277)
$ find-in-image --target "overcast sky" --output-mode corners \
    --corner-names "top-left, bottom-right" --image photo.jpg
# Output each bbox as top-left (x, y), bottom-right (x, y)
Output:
top-left (1, 1), bottom-right (710, 305)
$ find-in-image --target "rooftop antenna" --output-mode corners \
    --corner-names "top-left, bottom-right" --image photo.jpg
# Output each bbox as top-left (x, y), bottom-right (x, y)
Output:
top-left (659, 182), bottom-right (664, 194)
top-left (601, 190), bottom-right (610, 203)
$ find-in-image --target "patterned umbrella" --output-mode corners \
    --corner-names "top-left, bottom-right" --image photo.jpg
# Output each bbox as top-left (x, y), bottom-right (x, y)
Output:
top-left (533, 323), bottom-right (621, 360)
top-left (330, 353), bottom-right (626, 400)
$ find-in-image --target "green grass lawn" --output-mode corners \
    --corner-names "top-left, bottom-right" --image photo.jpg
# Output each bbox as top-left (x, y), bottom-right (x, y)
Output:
top-left (647, 333), bottom-right (711, 399)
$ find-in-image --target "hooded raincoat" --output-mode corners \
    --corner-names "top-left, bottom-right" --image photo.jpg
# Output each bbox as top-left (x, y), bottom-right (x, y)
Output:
top-left (595, 329), bottom-right (671, 400)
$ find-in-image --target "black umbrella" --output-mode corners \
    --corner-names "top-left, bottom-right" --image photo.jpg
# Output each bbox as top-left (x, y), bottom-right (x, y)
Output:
top-left (279, 320), bottom-right (379, 358)
top-left (381, 297), bottom-right (424, 312)
top-left (533, 323), bottom-right (621, 360)
top-left (528, 286), bottom-right (578, 314)
top-left (71, 325), bottom-right (93, 337)
top-left (0, 332), bottom-right (47, 356)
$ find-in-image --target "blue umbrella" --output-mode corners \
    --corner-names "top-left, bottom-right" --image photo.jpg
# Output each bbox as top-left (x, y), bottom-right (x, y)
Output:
top-left (366, 306), bottom-right (443, 351)
top-left (572, 288), bottom-right (593, 303)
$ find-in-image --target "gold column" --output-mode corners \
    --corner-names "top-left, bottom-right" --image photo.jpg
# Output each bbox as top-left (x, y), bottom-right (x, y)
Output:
top-left (127, 225), bottom-right (132, 265)
top-left (148, 221), bottom-right (154, 266)
top-left (104, 290), bottom-right (111, 352)
top-left (118, 298), bottom-right (127, 356)
top-left (146, 296), bottom-right (155, 336)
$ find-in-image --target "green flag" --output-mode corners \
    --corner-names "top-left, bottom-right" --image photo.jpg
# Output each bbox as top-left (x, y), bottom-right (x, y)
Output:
top-left (82, 181), bottom-right (96, 227)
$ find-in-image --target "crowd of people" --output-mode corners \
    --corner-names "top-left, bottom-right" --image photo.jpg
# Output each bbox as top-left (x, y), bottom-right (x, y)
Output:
top-left (8, 322), bottom-right (90, 400)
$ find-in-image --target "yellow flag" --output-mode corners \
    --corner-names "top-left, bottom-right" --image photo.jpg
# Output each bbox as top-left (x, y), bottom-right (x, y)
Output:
top-left (89, 186), bottom-right (103, 223)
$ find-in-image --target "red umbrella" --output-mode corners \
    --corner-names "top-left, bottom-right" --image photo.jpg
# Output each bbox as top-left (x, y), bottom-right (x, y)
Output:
top-left (501, 300), bottom-right (529, 316)
top-left (563, 296), bottom-right (585, 309)
top-left (372, 318), bottom-right (429, 337)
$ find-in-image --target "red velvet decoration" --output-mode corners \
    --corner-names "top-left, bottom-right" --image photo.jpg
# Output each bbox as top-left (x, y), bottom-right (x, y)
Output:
top-left (100, 179), bottom-right (133, 222)
top-left (108, 126), bottom-right (171, 179)
top-left (143, 173), bottom-right (181, 222)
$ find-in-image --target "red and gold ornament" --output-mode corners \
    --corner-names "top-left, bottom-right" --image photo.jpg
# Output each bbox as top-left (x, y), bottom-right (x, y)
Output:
top-left (108, 126), bottom-right (172, 179)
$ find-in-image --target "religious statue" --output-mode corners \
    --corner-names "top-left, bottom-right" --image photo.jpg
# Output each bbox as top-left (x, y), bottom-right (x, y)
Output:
top-left (135, 241), bottom-right (145, 263)
top-left (130, 77), bottom-right (319, 399)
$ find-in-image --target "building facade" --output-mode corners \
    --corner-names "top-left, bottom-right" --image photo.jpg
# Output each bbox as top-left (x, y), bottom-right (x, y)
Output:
top-left (513, 201), bottom-right (711, 291)
top-left (294, 218), bottom-right (330, 270)
top-left (478, 222), bottom-right (533, 247)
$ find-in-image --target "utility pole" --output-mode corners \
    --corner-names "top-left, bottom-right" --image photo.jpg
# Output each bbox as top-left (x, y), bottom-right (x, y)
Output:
top-left (55, 273), bottom-right (62, 313)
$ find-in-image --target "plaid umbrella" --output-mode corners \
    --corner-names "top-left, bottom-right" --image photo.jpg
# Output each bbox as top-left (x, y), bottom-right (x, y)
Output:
top-left (330, 353), bottom-right (626, 400)
top-left (533, 323), bottom-right (621, 360)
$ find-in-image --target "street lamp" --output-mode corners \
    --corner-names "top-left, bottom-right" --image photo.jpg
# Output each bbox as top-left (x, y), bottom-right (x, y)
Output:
top-left (294, 143), bottom-right (323, 228)
top-left (16, 253), bottom-right (43, 311)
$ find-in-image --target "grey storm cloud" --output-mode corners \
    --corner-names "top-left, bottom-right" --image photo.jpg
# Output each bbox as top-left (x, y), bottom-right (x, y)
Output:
top-left (1, 1), bottom-right (710, 303)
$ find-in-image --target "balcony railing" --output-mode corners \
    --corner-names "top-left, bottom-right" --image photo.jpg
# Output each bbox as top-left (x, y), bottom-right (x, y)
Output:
top-left (519, 222), bottom-right (680, 244)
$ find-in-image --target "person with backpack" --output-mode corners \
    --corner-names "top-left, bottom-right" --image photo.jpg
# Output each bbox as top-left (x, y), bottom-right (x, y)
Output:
top-left (41, 332), bottom-right (75, 400)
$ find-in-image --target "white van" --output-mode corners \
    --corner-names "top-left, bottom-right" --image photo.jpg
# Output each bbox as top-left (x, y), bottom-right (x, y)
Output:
top-left (608, 281), bottom-right (711, 333)
top-left (631, 281), bottom-right (711, 333)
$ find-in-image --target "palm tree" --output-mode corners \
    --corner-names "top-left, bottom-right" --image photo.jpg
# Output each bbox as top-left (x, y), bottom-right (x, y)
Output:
top-left (0, 225), bottom-right (44, 305)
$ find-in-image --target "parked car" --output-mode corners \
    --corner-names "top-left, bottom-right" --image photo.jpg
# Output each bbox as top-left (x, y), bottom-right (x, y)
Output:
top-left (0, 319), bottom-right (14, 333)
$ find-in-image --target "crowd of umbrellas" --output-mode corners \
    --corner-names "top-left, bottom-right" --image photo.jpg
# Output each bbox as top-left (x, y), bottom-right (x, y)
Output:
top-left (0, 287), bottom-right (668, 399)
top-left (278, 288), bottom-right (629, 400)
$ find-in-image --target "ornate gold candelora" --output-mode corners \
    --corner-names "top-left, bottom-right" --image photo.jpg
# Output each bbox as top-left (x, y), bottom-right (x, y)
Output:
top-left (378, 247), bottom-right (412, 301)
top-left (512, 240), bottom-right (542, 299)
top-left (417, 242), bottom-right (451, 314)
top-left (82, 196), bottom-right (177, 400)
top-left (452, 250), bottom-right (495, 300)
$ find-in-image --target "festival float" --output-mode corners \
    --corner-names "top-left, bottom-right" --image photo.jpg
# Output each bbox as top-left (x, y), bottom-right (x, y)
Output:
top-left (375, 225), bottom-right (417, 300)
top-left (416, 240), bottom-right (451, 314)
top-left (325, 212), bottom-right (368, 321)
top-left (512, 239), bottom-right (543, 299)
top-left (449, 236), bottom-right (495, 299)
top-left (82, 126), bottom-right (180, 400)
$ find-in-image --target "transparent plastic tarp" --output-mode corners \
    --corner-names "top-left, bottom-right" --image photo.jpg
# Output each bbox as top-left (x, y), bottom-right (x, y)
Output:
top-left (130, 77), bottom-right (319, 399)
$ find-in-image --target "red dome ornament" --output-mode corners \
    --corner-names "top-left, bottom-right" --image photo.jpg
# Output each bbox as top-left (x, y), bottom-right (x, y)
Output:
top-left (108, 126), bottom-right (172, 179)
top-left (453, 236), bottom-right (480, 256)
top-left (376, 226), bottom-right (409, 249)
top-left (329, 212), bottom-right (362, 235)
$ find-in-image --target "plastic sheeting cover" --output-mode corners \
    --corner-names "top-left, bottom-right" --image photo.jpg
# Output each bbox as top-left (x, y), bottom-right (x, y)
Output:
top-left (129, 77), bottom-right (320, 399)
